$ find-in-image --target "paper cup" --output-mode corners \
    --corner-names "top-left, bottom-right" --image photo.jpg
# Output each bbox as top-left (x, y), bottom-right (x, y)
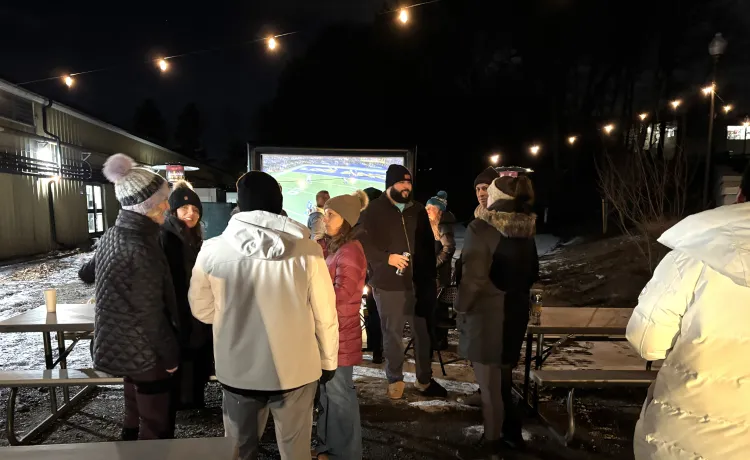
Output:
top-left (44, 289), bottom-right (57, 313)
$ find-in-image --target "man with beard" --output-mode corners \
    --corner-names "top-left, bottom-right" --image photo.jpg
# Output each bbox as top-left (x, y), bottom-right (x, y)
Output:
top-left (360, 165), bottom-right (447, 399)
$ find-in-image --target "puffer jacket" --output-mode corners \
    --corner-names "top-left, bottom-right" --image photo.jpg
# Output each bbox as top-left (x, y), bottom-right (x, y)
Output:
top-left (321, 238), bottom-right (367, 367)
top-left (189, 211), bottom-right (338, 392)
top-left (92, 210), bottom-right (180, 376)
top-left (627, 203), bottom-right (750, 460)
top-left (456, 202), bottom-right (538, 365)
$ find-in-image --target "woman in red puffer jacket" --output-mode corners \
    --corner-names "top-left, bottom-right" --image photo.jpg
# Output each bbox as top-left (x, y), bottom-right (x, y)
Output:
top-left (315, 190), bottom-right (369, 460)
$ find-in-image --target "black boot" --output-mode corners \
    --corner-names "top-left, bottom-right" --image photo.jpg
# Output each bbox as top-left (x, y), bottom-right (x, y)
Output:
top-left (121, 427), bottom-right (139, 441)
top-left (372, 349), bottom-right (384, 364)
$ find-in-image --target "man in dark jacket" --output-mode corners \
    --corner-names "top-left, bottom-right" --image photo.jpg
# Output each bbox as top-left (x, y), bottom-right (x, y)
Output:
top-left (94, 153), bottom-right (180, 441)
top-left (360, 165), bottom-right (447, 399)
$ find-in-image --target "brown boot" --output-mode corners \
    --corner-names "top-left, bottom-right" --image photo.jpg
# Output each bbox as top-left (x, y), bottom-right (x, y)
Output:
top-left (387, 381), bottom-right (406, 399)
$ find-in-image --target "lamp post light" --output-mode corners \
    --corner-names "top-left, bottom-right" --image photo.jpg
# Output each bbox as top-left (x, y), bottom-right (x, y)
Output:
top-left (703, 32), bottom-right (728, 208)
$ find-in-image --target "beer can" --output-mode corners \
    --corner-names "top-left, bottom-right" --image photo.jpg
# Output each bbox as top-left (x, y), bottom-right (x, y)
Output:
top-left (396, 252), bottom-right (411, 276)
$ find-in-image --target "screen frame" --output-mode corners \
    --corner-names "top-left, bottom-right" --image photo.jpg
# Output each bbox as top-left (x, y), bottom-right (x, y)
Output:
top-left (248, 146), bottom-right (415, 186)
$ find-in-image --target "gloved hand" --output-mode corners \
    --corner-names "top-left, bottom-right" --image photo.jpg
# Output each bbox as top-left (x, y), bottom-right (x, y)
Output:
top-left (320, 369), bottom-right (336, 384)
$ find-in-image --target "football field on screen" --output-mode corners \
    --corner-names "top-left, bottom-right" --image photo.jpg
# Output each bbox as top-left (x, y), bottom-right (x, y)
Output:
top-left (261, 155), bottom-right (403, 224)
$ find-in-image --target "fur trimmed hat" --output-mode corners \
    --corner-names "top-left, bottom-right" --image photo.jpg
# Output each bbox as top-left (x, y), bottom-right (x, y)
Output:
top-left (103, 153), bottom-right (169, 215)
top-left (325, 190), bottom-right (369, 227)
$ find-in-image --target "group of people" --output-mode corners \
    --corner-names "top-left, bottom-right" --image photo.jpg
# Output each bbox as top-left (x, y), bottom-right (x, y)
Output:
top-left (84, 153), bottom-right (544, 460)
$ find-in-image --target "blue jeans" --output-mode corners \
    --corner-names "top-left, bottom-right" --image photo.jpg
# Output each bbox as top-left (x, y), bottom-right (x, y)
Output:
top-left (316, 366), bottom-right (362, 459)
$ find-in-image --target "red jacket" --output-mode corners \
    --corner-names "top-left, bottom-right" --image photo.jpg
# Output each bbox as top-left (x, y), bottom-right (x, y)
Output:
top-left (321, 239), bottom-right (367, 366)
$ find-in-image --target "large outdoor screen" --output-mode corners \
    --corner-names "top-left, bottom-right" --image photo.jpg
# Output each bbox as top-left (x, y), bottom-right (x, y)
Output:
top-left (260, 154), bottom-right (405, 223)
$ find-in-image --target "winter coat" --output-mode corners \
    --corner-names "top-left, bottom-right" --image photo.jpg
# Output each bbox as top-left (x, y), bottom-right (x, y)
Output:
top-left (360, 194), bottom-right (436, 316)
top-left (189, 211), bottom-right (339, 392)
top-left (308, 208), bottom-right (326, 241)
top-left (321, 239), bottom-right (367, 367)
top-left (435, 211), bottom-right (457, 288)
top-left (626, 203), bottom-right (750, 460)
top-left (456, 203), bottom-right (538, 365)
top-left (161, 216), bottom-right (213, 408)
top-left (92, 210), bottom-right (180, 376)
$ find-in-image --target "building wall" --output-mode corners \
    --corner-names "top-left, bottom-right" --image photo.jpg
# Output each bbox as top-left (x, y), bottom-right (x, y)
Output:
top-left (0, 174), bottom-right (53, 259)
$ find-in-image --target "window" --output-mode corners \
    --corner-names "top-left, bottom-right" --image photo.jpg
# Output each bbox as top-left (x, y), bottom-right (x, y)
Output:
top-left (0, 90), bottom-right (34, 126)
top-left (86, 185), bottom-right (105, 234)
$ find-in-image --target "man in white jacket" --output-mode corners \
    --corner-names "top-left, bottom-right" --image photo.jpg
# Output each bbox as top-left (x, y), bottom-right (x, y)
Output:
top-left (189, 171), bottom-right (339, 460)
top-left (626, 172), bottom-right (750, 459)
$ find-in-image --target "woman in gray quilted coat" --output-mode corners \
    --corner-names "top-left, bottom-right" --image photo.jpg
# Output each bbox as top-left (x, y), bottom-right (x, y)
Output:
top-left (93, 153), bottom-right (180, 441)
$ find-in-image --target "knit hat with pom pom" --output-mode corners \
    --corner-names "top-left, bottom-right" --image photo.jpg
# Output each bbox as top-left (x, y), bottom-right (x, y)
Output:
top-left (102, 153), bottom-right (169, 215)
top-left (325, 190), bottom-right (369, 227)
top-left (426, 191), bottom-right (448, 212)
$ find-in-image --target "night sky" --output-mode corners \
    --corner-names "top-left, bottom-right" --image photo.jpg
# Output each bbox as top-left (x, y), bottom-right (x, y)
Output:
top-left (0, 1), bottom-right (384, 156)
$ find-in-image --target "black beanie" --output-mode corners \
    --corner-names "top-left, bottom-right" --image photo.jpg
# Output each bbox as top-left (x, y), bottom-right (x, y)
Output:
top-left (236, 171), bottom-right (283, 214)
top-left (474, 167), bottom-right (499, 188)
top-left (385, 164), bottom-right (412, 189)
top-left (169, 180), bottom-right (203, 219)
top-left (363, 187), bottom-right (382, 203)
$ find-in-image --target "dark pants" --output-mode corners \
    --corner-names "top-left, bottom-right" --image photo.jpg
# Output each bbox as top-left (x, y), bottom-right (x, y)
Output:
top-left (373, 288), bottom-right (432, 384)
top-left (173, 344), bottom-right (214, 410)
top-left (364, 287), bottom-right (383, 353)
top-left (123, 366), bottom-right (174, 440)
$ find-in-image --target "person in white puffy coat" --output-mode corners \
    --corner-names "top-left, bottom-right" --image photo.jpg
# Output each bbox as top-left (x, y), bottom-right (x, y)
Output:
top-left (626, 200), bottom-right (750, 459)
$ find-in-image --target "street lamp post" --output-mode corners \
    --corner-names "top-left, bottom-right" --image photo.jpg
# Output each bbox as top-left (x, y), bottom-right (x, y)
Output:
top-left (703, 33), bottom-right (728, 208)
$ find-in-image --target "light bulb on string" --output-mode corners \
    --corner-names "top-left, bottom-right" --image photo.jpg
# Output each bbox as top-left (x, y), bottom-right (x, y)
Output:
top-left (529, 145), bottom-right (540, 156)
top-left (723, 104), bottom-right (733, 113)
top-left (671, 99), bottom-right (682, 110)
top-left (158, 59), bottom-right (169, 72)
top-left (639, 113), bottom-right (648, 121)
top-left (490, 153), bottom-right (500, 165)
top-left (267, 37), bottom-right (278, 51)
top-left (398, 8), bottom-right (410, 24)
top-left (603, 124), bottom-right (615, 134)
top-left (63, 76), bottom-right (74, 88)
top-left (568, 136), bottom-right (577, 145)
top-left (702, 84), bottom-right (715, 96)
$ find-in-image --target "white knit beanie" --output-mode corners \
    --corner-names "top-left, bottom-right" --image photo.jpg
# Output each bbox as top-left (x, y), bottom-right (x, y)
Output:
top-left (102, 154), bottom-right (169, 215)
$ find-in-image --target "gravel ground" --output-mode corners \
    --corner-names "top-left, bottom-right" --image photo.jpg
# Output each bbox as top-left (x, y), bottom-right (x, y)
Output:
top-left (0, 251), bottom-right (641, 459)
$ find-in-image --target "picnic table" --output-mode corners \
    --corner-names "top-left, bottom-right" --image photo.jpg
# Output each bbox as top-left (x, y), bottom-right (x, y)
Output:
top-left (522, 307), bottom-right (634, 403)
top-left (0, 437), bottom-right (237, 459)
top-left (0, 304), bottom-right (96, 445)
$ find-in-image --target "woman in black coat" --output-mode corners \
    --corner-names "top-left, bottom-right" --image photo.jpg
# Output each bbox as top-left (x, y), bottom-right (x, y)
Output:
top-left (456, 175), bottom-right (538, 458)
top-left (162, 180), bottom-right (213, 410)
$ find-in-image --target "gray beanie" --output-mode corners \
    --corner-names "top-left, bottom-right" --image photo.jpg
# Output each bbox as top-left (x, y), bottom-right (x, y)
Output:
top-left (325, 190), bottom-right (369, 227)
top-left (102, 153), bottom-right (169, 215)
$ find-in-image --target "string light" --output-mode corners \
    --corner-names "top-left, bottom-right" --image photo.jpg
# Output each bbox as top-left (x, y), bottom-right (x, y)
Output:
top-left (567, 136), bottom-right (577, 145)
top-left (267, 37), bottom-right (278, 51)
top-left (603, 124), bottom-right (615, 134)
top-left (639, 113), bottom-right (648, 121)
top-left (63, 76), bottom-right (74, 88)
top-left (723, 104), bottom-right (733, 113)
top-left (399, 8), bottom-right (410, 24)
top-left (702, 84), bottom-right (715, 95)
top-left (489, 153), bottom-right (500, 164)
top-left (529, 145), bottom-right (540, 156)
top-left (158, 59), bottom-right (169, 72)
top-left (671, 99), bottom-right (682, 109)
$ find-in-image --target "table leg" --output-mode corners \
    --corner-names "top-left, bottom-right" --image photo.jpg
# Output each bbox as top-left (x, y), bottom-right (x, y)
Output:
top-left (42, 332), bottom-right (58, 413)
top-left (535, 333), bottom-right (545, 369)
top-left (56, 331), bottom-right (70, 403)
top-left (523, 332), bottom-right (533, 404)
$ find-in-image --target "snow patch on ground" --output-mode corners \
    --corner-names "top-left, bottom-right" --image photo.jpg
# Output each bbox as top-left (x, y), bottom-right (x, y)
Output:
top-left (353, 366), bottom-right (478, 394)
top-left (408, 399), bottom-right (476, 413)
top-left (462, 425), bottom-right (533, 442)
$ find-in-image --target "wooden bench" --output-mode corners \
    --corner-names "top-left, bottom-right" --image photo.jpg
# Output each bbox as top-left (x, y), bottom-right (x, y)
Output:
top-left (530, 369), bottom-right (657, 445)
top-left (0, 369), bottom-right (218, 445)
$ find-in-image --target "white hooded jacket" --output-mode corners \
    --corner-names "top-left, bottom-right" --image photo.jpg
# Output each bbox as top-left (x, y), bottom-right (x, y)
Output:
top-left (627, 203), bottom-right (750, 459)
top-left (189, 211), bottom-right (339, 391)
